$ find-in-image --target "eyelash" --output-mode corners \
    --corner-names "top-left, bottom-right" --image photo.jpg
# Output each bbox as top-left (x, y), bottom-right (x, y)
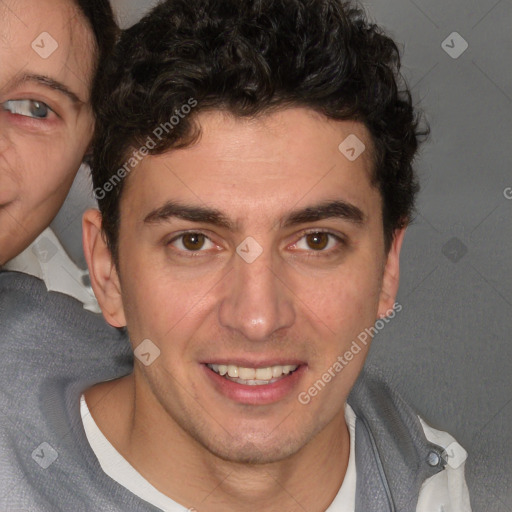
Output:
top-left (167, 229), bottom-right (346, 257)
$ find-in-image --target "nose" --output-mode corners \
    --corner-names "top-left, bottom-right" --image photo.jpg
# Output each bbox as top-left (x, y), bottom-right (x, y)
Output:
top-left (218, 248), bottom-right (295, 342)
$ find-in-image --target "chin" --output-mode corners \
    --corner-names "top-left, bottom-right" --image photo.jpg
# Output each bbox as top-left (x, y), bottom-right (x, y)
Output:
top-left (209, 440), bottom-right (300, 465)
top-left (191, 425), bottom-right (312, 465)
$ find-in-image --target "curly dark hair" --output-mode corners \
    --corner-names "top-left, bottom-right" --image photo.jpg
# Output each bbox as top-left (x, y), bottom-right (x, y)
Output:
top-left (73, 0), bottom-right (118, 161)
top-left (92, 0), bottom-right (426, 257)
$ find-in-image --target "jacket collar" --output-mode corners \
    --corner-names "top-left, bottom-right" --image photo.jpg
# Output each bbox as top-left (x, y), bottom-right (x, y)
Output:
top-left (348, 365), bottom-right (446, 512)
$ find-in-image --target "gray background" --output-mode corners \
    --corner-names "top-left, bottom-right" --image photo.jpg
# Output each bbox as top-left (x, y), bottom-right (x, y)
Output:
top-left (59, 0), bottom-right (512, 509)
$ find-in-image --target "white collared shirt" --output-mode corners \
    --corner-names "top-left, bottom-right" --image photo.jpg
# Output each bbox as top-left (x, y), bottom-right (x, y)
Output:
top-left (4, 227), bottom-right (100, 313)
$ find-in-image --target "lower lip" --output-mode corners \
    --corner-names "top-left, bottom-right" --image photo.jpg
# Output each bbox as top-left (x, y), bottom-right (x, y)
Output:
top-left (202, 364), bottom-right (307, 405)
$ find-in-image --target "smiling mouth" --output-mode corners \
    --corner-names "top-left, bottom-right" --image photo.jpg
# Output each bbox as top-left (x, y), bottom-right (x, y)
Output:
top-left (207, 363), bottom-right (300, 386)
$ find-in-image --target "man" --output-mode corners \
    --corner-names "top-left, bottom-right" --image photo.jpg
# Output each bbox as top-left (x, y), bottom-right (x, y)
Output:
top-left (0, 0), bottom-right (471, 510)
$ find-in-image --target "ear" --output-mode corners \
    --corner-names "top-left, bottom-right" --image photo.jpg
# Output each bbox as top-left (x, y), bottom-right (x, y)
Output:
top-left (377, 227), bottom-right (406, 318)
top-left (82, 209), bottom-right (126, 327)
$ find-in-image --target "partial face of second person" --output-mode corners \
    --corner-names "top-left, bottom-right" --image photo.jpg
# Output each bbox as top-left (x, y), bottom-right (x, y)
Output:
top-left (0, 0), bottom-right (95, 265)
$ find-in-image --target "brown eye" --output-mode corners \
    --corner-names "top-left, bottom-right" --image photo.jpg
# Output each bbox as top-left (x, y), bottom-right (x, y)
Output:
top-left (305, 232), bottom-right (329, 250)
top-left (168, 232), bottom-right (217, 255)
top-left (182, 233), bottom-right (206, 251)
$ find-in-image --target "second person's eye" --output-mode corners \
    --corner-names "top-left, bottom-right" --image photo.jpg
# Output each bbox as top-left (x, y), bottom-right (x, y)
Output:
top-left (3, 99), bottom-right (53, 119)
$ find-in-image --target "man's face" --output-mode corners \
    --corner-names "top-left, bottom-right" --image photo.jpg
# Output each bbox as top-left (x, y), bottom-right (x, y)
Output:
top-left (109, 108), bottom-right (400, 463)
top-left (0, 0), bottom-right (95, 264)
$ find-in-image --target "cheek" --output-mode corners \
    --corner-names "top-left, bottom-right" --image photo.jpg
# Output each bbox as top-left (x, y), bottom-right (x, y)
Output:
top-left (119, 249), bottom-right (198, 344)
top-left (12, 105), bottom-right (93, 190)
top-left (121, 277), bottom-right (209, 379)
top-left (14, 136), bottom-right (82, 206)
top-left (123, 271), bottom-right (215, 347)
top-left (296, 258), bottom-right (383, 342)
top-left (118, 226), bottom-right (225, 339)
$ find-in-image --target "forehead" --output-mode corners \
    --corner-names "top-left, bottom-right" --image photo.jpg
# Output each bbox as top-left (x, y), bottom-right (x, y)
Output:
top-left (177, 109), bottom-right (373, 174)
top-left (0, 0), bottom-right (96, 100)
top-left (123, 108), bottom-right (380, 220)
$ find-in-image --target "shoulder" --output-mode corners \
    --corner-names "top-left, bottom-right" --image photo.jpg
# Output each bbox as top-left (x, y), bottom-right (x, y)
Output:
top-left (416, 418), bottom-right (472, 512)
top-left (0, 270), bottom-right (132, 383)
top-left (0, 271), bottom-right (134, 511)
top-left (348, 364), bottom-right (472, 511)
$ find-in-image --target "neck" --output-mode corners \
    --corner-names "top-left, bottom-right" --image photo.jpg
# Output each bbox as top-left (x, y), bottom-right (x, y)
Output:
top-left (85, 374), bottom-right (350, 512)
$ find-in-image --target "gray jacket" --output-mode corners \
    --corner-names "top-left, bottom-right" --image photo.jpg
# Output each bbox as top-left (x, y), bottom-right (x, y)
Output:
top-left (0, 271), bottom-right (449, 511)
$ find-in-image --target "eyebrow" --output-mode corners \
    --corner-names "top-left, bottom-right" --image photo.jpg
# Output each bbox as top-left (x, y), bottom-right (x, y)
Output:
top-left (282, 200), bottom-right (365, 227)
top-left (11, 73), bottom-right (83, 105)
top-left (143, 199), bottom-right (365, 230)
top-left (144, 201), bottom-right (235, 230)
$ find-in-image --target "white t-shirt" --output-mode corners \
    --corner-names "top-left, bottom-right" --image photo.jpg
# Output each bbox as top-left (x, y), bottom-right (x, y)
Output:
top-left (80, 396), bottom-right (471, 512)
top-left (80, 396), bottom-right (356, 511)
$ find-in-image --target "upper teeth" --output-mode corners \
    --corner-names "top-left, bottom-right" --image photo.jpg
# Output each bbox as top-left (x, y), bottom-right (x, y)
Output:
top-left (208, 364), bottom-right (298, 380)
